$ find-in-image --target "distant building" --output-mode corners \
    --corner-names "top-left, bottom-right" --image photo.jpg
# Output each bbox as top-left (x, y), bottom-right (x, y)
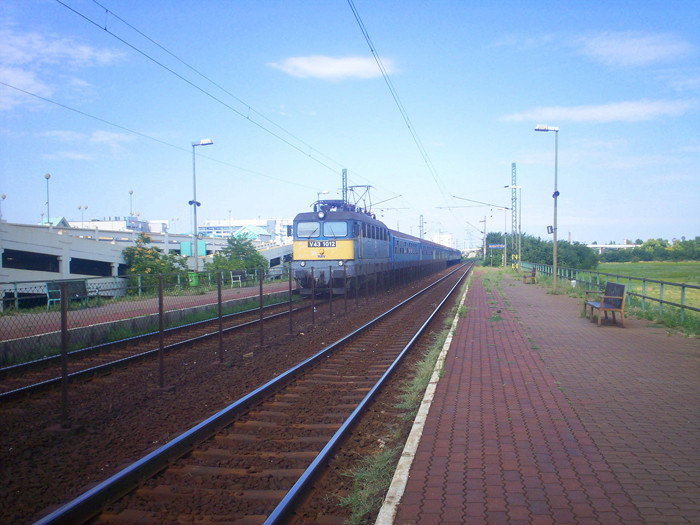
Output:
top-left (429, 233), bottom-right (454, 249)
top-left (199, 218), bottom-right (293, 245)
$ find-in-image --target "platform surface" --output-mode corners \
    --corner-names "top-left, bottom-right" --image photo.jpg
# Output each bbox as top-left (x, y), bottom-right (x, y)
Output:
top-left (385, 268), bottom-right (699, 524)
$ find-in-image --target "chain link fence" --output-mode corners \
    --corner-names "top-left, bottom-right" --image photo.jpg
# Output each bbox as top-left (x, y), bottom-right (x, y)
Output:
top-left (0, 267), bottom-right (291, 367)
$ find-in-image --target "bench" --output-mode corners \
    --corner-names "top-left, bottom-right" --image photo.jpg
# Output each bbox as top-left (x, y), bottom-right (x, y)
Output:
top-left (46, 280), bottom-right (92, 310)
top-left (583, 282), bottom-right (626, 327)
top-left (523, 267), bottom-right (536, 284)
top-left (230, 270), bottom-right (245, 288)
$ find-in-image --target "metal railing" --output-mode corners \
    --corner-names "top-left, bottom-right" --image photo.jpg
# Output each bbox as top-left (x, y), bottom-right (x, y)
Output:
top-left (0, 267), bottom-right (293, 366)
top-left (522, 262), bottom-right (700, 321)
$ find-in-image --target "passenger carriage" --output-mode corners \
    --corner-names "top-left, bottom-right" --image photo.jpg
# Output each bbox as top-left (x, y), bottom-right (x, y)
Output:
top-left (292, 199), bottom-right (461, 296)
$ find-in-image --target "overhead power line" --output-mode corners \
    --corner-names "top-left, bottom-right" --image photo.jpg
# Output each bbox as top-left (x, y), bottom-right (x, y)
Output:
top-left (55, 0), bottom-right (341, 175)
top-left (0, 80), bottom-right (318, 191)
top-left (346, 0), bottom-right (452, 205)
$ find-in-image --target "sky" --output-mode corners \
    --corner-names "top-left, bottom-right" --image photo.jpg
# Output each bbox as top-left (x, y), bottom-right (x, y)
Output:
top-left (1, 0), bottom-right (699, 250)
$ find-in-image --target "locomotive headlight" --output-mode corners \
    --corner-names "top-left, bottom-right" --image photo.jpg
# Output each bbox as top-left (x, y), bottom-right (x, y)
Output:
top-left (338, 260), bottom-right (344, 266)
top-left (317, 211), bottom-right (326, 219)
top-left (300, 261), bottom-right (306, 267)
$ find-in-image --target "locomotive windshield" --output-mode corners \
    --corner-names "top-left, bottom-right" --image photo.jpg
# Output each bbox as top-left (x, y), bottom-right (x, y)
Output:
top-left (296, 221), bottom-right (320, 238)
top-left (323, 221), bottom-right (348, 238)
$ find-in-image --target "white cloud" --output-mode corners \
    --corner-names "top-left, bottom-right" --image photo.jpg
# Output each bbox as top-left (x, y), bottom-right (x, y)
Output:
top-left (268, 55), bottom-right (389, 80)
top-left (0, 66), bottom-right (52, 110)
top-left (501, 99), bottom-right (698, 123)
top-left (44, 151), bottom-right (94, 161)
top-left (577, 31), bottom-right (694, 68)
top-left (0, 28), bottom-right (124, 68)
top-left (0, 27), bottom-right (123, 111)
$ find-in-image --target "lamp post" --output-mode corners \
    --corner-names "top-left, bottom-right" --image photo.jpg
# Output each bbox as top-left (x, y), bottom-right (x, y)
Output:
top-left (535, 124), bottom-right (559, 291)
top-left (44, 173), bottom-right (51, 224)
top-left (0, 194), bottom-right (6, 222)
top-left (129, 189), bottom-right (134, 217)
top-left (317, 190), bottom-right (329, 203)
top-left (190, 139), bottom-right (213, 273)
top-left (505, 185), bottom-right (522, 271)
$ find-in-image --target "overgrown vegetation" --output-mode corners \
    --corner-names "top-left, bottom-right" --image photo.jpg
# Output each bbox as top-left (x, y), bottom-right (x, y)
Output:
top-left (122, 234), bottom-right (188, 288)
top-left (339, 282), bottom-right (465, 523)
top-left (205, 236), bottom-right (268, 272)
top-left (598, 237), bottom-right (700, 262)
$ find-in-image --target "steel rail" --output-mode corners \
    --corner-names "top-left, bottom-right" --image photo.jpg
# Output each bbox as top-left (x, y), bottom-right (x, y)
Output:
top-left (1, 297), bottom-right (304, 379)
top-left (265, 262), bottom-right (472, 523)
top-left (33, 263), bottom-right (469, 525)
top-left (1, 302), bottom-right (309, 402)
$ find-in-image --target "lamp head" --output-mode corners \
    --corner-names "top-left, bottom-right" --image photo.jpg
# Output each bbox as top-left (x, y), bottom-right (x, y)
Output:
top-left (193, 138), bottom-right (214, 147)
top-left (535, 124), bottom-right (559, 132)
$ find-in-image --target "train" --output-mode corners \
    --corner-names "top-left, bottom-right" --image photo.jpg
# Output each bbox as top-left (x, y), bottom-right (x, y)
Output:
top-left (292, 199), bottom-right (462, 295)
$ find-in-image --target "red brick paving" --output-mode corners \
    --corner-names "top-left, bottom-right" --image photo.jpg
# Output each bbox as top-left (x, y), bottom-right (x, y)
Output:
top-left (393, 268), bottom-right (699, 524)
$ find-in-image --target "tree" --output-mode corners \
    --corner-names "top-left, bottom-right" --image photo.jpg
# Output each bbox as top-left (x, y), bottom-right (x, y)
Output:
top-left (122, 234), bottom-right (188, 289)
top-left (205, 236), bottom-right (268, 272)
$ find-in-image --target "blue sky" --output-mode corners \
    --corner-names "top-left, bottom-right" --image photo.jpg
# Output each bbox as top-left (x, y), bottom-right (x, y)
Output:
top-left (1, 0), bottom-right (698, 249)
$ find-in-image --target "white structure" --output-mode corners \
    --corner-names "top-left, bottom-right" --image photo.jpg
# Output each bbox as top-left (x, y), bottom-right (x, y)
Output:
top-left (429, 232), bottom-right (453, 249)
top-left (199, 218), bottom-right (293, 245)
top-left (0, 219), bottom-right (292, 285)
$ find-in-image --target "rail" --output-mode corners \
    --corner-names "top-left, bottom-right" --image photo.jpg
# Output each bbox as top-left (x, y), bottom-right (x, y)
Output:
top-left (33, 263), bottom-right (472, 525)
top-left (522, 262), bottom-right (700, 321)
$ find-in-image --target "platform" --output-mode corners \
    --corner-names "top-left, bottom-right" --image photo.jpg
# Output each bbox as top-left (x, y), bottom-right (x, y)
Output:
top-left (379, 267), bottom-right (699, 524)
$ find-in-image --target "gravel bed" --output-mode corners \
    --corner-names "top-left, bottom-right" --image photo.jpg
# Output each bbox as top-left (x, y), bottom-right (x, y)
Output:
top-left (1, 278), bottom-right (449, 524)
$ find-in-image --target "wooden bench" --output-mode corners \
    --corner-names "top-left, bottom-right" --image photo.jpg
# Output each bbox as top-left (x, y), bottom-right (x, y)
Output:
top-left (229, 270), bottom-right (245, 288)
top-left (583, 282), bottom-right (626, 327)
top-left (523, 267), bottom-right (536, 284)
top-left (46, 280), bottom-right (92, 310)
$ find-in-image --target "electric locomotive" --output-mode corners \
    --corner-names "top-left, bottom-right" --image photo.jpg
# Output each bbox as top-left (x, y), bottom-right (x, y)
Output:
top-left (292, 200), bottom-right (388, 295)
top-left (292, 199), bottom-right (461, 295)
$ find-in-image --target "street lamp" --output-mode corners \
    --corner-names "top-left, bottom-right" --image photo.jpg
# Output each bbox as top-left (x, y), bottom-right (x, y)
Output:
top-left (44, 173), bottom-right (51, 224)
top-left (129, 189), bottom-right (134, 216)
top-left (505, 185), bottom-right (522, 271)
top-left (535, 124), bottom-right (559, 291)
top-left (317, 190), bottom-right (329, 202)
top-left (0, 194), bottom-right (6, 222)
top-left (190, 138), bottom-right (213, 273)
top-left (78, 205), bottom-right (88, 225)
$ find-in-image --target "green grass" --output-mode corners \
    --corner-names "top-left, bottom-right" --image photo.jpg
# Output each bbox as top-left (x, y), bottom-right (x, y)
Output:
top-left (597, 261), bottom-right (700, 285)
top-left (338, 280), bottom-right (467, 523)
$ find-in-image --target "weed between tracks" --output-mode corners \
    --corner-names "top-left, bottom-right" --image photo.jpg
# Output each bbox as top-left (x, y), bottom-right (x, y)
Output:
top-left (338, 277), bottom-right (467, 524)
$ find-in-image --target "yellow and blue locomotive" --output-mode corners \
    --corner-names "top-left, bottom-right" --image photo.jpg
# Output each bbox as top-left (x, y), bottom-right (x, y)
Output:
top-left (292, 199), bottom-right (461, 295)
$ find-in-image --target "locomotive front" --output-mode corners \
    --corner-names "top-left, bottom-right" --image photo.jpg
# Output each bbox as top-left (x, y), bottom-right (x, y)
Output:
top-left (292, 205), bottom-right (357, 295)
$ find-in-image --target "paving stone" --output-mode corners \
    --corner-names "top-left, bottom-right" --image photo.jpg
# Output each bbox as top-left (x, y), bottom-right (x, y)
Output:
top-left (391, 269), bottom-right (699, 524)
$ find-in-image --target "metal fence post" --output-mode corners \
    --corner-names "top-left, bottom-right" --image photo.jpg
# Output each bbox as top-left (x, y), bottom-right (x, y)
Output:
top-left (259, 268), bottom-right (264, 346)
top-left (329, 264), bottom-right (333, 317)
top-left (288, 265), bottom-right (293, 334)
top-left (158, 276), bottom-right (165, 388)
top-left (60, 282), bottom-right (70, 428)
top-left (311, 267), bottom-right (315, 326)
top-left (218, 272), bottom-right (224, 363)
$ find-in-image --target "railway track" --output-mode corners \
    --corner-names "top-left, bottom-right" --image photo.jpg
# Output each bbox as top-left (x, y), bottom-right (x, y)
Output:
top-left (34, 263), bottom-right (472, 524)
top-left (0, 299), bottom-right (309, 401)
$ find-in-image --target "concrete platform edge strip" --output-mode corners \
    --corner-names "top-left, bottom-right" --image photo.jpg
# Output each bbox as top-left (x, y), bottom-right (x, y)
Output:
top-left (374, 280), bottom-right (471, 525)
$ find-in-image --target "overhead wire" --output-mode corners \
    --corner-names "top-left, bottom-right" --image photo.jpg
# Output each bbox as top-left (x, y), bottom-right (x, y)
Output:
top-left (0, 80), bottom-right (318, 191)
top-left (89, 0), bottom-right (344, 173)
top-left (346, 0), bottom-right (453, 206)
top-left (54, 0), bottom-right (342, 175)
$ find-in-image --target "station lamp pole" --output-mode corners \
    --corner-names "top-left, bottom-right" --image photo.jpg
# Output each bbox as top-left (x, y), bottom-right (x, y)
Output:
top-left (44, 173), bottom-right (51, 224)
top-left (504, 185), bottom-right (522, 271)
top-left (190, 139), bottom-right (213, 273)
top-left (535, 124), bottom-right (559, 291)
